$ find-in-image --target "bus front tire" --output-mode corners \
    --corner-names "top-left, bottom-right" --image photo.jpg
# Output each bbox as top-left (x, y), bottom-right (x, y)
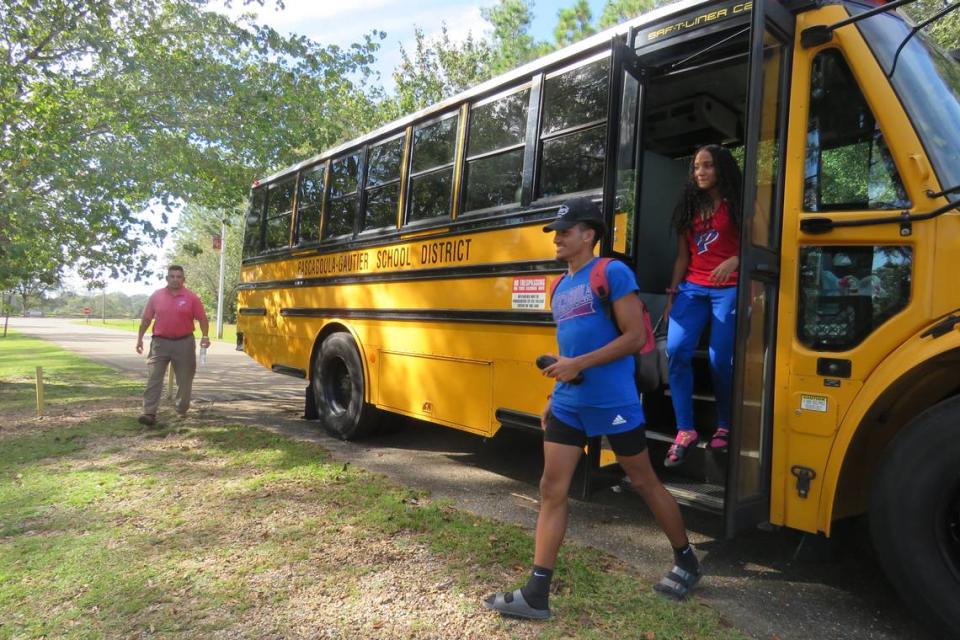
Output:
top-left (312, 332), bottom-right (381, 440)
top-left (869, 395), bottom-right (960, 638)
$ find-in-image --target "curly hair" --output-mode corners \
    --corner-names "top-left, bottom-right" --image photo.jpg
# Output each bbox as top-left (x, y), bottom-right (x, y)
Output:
top-left (671, 145), bottom-right (743, 235)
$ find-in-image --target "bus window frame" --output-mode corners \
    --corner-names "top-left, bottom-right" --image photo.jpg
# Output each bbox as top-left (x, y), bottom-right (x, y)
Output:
top-left (262, 175), bottom-right (296, 254)
top-left (533, 50), bottom-right (612, 206)
top-left (243, 185), bottom-right (267, 259)
top-left (801, 47), bottom-right (912, 214)
top-left (322, 147), bottom-right (365, 243)
top-left (293, 160), bottom-right (329, 248)
top-left (403, 109), bottom-right (462, 229)
top-left (459, 82), bottom-right (533, 218)
top-left (359, 131), bottom-right (406, 236)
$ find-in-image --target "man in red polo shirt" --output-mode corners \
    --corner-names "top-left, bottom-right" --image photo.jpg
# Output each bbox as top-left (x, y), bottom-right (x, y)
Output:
top-left (136, 265), bottom-right (211, 426)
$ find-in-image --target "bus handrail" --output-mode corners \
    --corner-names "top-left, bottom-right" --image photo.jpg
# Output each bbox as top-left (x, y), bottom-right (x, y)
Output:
top-left (800, 194), bottom-right (960, 235)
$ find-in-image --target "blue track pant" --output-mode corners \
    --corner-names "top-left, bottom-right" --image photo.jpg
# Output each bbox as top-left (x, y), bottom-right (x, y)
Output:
top-left (666, 281), bottom-right (737, 431)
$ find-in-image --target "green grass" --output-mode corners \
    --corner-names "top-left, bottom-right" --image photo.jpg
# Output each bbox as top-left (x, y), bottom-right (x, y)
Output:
top-left (0, 331), bottom-right (142, 411)
top-left (0, 337), bottom-right (744, 639)
top-left (71, 318), bottom-right (237, 344)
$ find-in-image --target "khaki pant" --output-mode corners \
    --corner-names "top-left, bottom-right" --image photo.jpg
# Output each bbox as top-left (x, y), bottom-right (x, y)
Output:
top-left (143, 336), bottom-right (196, 416)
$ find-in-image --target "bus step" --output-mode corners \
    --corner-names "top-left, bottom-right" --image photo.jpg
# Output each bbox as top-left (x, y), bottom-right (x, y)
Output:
top-left (618, 473), bottom-right (724, 513)
top-left (663, 478), bottom-right (725, 513)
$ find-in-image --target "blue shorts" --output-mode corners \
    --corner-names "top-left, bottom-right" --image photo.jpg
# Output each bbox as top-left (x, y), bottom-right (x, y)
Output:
top-left (544, 407), bottom-right (647, 456)
top-left (548, 401), bottom-right (645, 437)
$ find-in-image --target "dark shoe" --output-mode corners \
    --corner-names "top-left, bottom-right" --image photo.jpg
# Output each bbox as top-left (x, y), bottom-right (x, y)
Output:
top-left (664, 430), bottom-right (698, 468)
top-left (138, 414), bottom-right (156, 426)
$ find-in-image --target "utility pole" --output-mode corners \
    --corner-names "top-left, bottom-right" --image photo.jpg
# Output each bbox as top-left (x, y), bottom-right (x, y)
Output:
top-left (216, 217), bottom-right (227, 339)
top-left (101, 288), bottom-right (106, 323)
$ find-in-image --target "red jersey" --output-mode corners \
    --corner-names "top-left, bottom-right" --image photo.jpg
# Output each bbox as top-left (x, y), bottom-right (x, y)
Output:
top-left (142, 287), bottom-right (207, 338)
top-left (685, 200), bottom-right (740, 287)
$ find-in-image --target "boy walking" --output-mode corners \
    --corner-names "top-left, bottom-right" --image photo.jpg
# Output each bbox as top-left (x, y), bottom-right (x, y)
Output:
top-left (484, 197), bottom-right (700, 619)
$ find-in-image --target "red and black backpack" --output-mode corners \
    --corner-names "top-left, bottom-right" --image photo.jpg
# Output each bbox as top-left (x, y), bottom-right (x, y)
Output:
top-left (549, 257), bottom-right (665, 393)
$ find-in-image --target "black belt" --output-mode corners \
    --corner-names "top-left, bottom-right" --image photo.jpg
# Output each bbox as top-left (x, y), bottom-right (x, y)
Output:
top-left (152, 334), bottom-right (193, 340)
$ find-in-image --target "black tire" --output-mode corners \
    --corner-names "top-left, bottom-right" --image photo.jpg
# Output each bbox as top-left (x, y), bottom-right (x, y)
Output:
top-left (311, 332), bottom-right (381, 440)
top-left (869, 395), bottom-right (960, 639)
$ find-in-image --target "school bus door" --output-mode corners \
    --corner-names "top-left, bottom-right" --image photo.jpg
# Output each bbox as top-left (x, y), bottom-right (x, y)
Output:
top-left (725, 0), bottom-right (795, 536)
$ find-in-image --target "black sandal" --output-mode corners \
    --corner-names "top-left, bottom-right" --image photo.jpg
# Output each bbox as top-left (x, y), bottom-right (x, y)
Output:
top-left (664, 431), bottom-right (698, 468)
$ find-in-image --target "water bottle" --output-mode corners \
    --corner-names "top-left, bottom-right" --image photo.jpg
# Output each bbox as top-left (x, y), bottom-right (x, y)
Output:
top-left (199, 346), bottom-right (207, 365)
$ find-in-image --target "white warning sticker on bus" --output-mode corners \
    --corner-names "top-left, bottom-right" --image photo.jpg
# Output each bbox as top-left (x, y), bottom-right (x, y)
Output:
top-left (800, 394), bottom-right (828, 413)
top-left (512, 276), bottom-right (547, 310)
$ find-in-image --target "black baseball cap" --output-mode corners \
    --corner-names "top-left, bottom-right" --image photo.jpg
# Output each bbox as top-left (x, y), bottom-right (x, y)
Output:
top-left (542, 196), bottom-right (606, 233)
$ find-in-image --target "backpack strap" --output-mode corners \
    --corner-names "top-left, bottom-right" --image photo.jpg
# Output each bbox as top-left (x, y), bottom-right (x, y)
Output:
top-left (589, 257), bottom-right (614, 302)
top-left (550, 256), bottom-right (615, 307)
top-left (592, 257), bottom-right (656, 353)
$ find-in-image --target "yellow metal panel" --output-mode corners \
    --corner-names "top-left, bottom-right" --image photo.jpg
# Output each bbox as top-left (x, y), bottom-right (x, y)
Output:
top-left (240, 222), bottom-right (556, 285)
top-left (378, 350), bottom-right (494, 434)
top-left (772, 5), bottom-right (953, 534)
top-left (817, 326), bottom-right (960, 534)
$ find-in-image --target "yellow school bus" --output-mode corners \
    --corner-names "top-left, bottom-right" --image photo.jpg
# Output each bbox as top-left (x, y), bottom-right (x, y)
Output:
top-left (237, 0), bottom-right (960, 632)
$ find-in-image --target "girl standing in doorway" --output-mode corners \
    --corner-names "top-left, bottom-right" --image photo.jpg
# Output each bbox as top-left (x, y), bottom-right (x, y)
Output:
top-left (663, 144), bottom-right (742, 467)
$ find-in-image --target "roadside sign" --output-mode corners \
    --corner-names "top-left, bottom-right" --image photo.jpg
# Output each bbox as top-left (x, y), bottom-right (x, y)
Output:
top-left (82, 306), bottom-right (92, 316)
top-left (212, 234), bottom-right (222, 251)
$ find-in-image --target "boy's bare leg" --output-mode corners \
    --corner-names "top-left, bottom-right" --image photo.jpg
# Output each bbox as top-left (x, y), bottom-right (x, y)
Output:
top-left (533, 441), bottom-right (584, 568)
top-left (616, 448), bottom-right (688, 547)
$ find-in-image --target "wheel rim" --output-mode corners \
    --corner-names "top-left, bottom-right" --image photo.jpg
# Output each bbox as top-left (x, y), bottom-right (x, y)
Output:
top-left (939, 478), bottom-right (960, 582)
top-left (321, 356), bottom-right (352, 416)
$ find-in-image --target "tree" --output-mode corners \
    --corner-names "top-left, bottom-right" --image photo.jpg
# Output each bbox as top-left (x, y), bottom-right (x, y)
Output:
top-left (12, 268), bottom-right (61, 314)
top-left (0, 0), bottom-right (385, 291)
top-left (598, 0), bottom-right (657, 28)
top-left (482, 0), bottom-right (551, 76)
top-left (905, 0), bottom-right (960, 51)
top-left (391, 27), bottom-right (494, 116)
top-left (555, 0), bottom-right (596, 46)
top-left (166, 204), bottom-right (244, 324)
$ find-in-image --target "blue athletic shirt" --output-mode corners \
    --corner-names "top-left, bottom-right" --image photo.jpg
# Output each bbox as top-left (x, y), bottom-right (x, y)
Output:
top-left (550, 257), bottom-right (640, 409)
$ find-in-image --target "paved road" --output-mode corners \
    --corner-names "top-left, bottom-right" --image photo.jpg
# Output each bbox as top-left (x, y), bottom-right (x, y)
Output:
top-left (5, 317), bottom-right (932, 640)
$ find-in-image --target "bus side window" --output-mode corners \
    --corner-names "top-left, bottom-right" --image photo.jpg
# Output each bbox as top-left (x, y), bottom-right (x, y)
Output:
top-left (243, 187), bottom-right (266, 258)
top-left (296, 163), bottom-right (326, 245)
top-left (325, 152), bottom-right (361, 239)
top-left (264, 177), bottom-right (295, 251)
top-left (803, 49), bottom-right (911, 212)
top-left (797, 245), bottom-right (912, 351)
top-left (407, 113), bottom-right (458, 223)
top-left (538, 55), bottom-right (610, 199)
top-left (363, 136), bottom-right (404, 231)
top-left (462, 87), bottom-right (530, 213)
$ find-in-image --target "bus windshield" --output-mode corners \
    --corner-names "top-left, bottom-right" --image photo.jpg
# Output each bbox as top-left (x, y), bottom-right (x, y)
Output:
top-left (847, 0), bottom-right (960, 199)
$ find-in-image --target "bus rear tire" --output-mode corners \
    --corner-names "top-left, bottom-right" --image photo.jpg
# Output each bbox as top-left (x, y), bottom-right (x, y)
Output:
top-left (312, 332), bottom-right (381, 440)
top-left (869, 395), bottom-right (960, 638)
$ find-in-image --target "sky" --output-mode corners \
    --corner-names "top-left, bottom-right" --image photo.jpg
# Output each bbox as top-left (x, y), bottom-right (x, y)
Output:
top-left (83, 0), bottom-right (611, 295)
